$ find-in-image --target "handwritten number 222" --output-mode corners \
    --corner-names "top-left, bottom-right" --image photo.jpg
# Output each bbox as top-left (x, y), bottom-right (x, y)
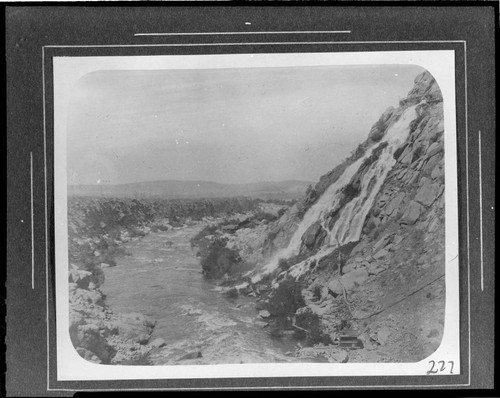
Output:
top-left (427, 360), bottom-right (454, 374)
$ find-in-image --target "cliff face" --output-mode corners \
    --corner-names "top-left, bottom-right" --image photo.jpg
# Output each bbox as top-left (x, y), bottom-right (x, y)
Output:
top-left (245, 71), bottom-right (446, 362)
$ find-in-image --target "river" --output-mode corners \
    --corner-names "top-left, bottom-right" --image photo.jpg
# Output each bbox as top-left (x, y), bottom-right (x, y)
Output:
top-left (101, 224), bottom-right (305, 365)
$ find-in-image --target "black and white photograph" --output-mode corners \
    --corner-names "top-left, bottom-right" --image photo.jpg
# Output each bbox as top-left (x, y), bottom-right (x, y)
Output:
top-left (6, 5), bottom-right (495, 394)
top-left (53, 51), bottom-right (460, 380)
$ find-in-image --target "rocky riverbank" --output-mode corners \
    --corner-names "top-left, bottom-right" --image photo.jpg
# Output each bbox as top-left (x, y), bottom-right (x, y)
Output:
top-left (68, 221), bottom-right (165, 364)
top-left (67, 196), bottom-right (263, 364)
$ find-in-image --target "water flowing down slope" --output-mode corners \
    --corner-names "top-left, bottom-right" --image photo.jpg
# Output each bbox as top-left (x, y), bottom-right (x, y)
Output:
top-left (235, 70), bottom-right (447, 363)
top-left (260, 104), bottom-right (420, 277)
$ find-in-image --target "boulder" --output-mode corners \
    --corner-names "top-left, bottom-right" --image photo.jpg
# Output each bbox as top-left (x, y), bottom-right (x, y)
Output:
top-left (328, 349), bottom-right (349, 363)
top-left (402, 170), bottom-right (418, 185)
top-left (422, 154), bottom-right (441, 176)
top-left (377, 326), bottom-right (392, 346)
top-left (91, 266), bottom-right (105, 288)
top-left (373, 249), bottom-right (389, 260)
top-left (76, 347), bottom-right (103, 364)
top-left (75, 324), bottom-right (114, 363)
top-left (431, 163), bottom-right (444, 180)
top-left (255, 320), bottom-right (269, 328)
top-left (426, 141), bottom-right (443, 158)
top-left (377, 194), bottom-right (391, 206)
top-left (150, 338), bottom-right (166, 349)
top-left (340, 269), bottom-right (369, 292)
top-left (110, 346), bottom-right (152, 365)
top-left (113, 313), bottom-right (156, 345)
top-left (393, 235), bottom-right (404, 246)
top-left (350, 240), bottom-right (369, 257)
top-left (437, 195), bottom-right (445, 209)
top-left (327, 279), bottom-right (343, 297)
top-left (69, 309), bottom-right (85, 330)
top-left (342, 258), bottom-right (362, 274)
top-left (358, 333), bottom-right (375, 350)
top-left (419, 176), bottom-right (432, 187)
top-left (415, 182), bottom-right (440, 206)
top-left (69, 310), bottom-right (86, 346)
top-left (427, 217), bottom-right (441, 233)
top-left (301, 221), bottom-right (327, 251)
top-left (411, 157), bottom-right (426, 171)
top-left (70, 287), bottom-right (105, 306)
top-left (384, 192), bottom-right (405, 216)
top-left (259, 310), bottom-right (271, 319)
top-left (367, 264), bottom-right (386, 276)
top-left (69, 265), bottom-right (92, 288)
top-left (395, 168), bottom-right (408, 180)
top-left (401, 201), bottom-right (422, 225)
top-left (393, 144), bottom-right (408, 161)
top-left (373, 233), bottom-right (395, 252)
top-left (400, 151), bottom-right (414, 165)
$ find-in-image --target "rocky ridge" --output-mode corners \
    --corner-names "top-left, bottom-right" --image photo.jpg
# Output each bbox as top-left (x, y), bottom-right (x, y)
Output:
top-left (222, 70), bottom-right (447, 363)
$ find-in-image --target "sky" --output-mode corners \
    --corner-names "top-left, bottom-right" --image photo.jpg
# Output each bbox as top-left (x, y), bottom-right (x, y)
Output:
top-left (66, 64), bottom-right (424, 185)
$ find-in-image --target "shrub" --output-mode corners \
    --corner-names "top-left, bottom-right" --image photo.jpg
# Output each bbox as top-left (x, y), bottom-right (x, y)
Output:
top-left (200, 237), bottom-right (242, 279)
top-left (312, 284), bottom-right (323, 301)
top-left (370, 118), bottom-right (387, 142)
top-left (278, 258), bottom-right (291, 271)
top-left (67, 196), bottom-right (262, 279)
top-left (267, 277), bottom-right (305, 322)
top-left (352, 143), bottom-right (367, 161)
top-left (295, 308), bottom-right (332, 346)
top-left (224, 287), bottom-right (239, 299)
top-left (343, 182), bottom-right (361, 202)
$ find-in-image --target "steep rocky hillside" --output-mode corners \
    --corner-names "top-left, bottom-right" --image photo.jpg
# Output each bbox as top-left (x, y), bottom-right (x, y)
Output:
top-left (227, 71), bottom-right (446, 363)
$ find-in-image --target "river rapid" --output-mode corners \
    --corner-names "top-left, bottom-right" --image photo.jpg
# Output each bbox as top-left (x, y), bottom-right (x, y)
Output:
top-left (101, 224), bottom-right (305, 365)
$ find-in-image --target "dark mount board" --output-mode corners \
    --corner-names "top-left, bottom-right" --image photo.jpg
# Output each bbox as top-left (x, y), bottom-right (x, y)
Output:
top-left (5, 5), bottom-right (496, 395)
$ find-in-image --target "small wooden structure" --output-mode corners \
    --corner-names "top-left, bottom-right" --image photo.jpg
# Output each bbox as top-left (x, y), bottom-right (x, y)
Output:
top-left (339, 329), bottom-right (364, 349)
top-left (221, 224), bottom-right (239, 233)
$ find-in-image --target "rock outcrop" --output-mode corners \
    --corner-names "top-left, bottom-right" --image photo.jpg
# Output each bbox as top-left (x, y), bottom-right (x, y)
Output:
top-left (69, 266), bottom-right (157, 364)
top-left (233, 70), bottom-right (447, 363)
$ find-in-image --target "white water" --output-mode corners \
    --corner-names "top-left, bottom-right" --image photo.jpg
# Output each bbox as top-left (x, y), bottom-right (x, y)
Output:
top-left (102, 225), bottom-right (303, 364)
top-left (258, 105), bottom-right (418, 279)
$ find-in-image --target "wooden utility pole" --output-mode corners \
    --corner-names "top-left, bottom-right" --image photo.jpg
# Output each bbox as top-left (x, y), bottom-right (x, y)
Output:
top-left (335, 237), bottom-right (343, 275)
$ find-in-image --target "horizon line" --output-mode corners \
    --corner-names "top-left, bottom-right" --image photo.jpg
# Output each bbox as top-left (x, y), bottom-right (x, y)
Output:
top-left (68, 178), bottom-right (315, 187)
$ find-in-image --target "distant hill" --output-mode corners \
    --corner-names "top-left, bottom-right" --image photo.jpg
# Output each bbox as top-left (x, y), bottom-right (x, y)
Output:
top-left (68, 179), bottom-right (312, 200)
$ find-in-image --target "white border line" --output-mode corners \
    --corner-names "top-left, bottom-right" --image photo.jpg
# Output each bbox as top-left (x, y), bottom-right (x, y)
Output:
top-left (43, 45), bottom-right (50, 391)
top-left (43, 40), bottom-right (469, 390)
top-left (464, 41), bottom-right (471, 382)
top-left (31, 151), bottom-right (34, 290)
top-left (44, 40), bottom-right (466, 49)
top-left (48, 382), bottom-right (474, 392)
top-left (135, 31), bottom-right (352, 36)
top-left (478, 130), bottom-right (484, 291)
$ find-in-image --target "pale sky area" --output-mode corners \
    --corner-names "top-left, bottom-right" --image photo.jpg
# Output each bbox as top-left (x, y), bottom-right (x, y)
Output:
top-left (66, 64), bottom-right (424, 185)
